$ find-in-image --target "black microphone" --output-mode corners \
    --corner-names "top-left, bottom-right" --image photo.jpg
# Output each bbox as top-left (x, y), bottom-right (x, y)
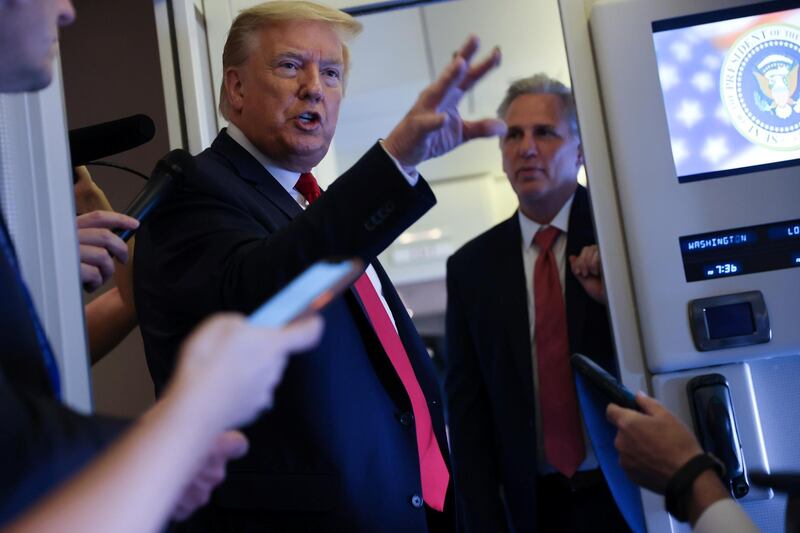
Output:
top-left (69, 114), bottom-right (156, 170)
top-left (114, 149), bottom-right (194, 242)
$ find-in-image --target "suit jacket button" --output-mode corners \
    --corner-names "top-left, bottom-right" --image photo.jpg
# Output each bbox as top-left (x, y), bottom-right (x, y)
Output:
top-left (410, 494), bottom-right (424, 508)
top-left (399, 412), bottom-right (414, 426)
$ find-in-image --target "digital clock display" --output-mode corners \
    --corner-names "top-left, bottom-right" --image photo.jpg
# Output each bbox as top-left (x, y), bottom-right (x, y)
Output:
top-left (703, 262), bottom-right (743, 279)
top-left (680, 217), bottom-right (800, 282)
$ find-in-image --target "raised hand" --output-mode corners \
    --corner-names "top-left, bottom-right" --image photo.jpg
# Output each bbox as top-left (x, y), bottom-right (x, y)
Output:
top-left (383, 35), bottom-right (506, 173)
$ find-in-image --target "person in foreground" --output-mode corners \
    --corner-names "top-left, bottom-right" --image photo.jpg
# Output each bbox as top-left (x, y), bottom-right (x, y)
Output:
top-left (6, 316), bottom-right (323, 533)
top-left (607, 392), bottom-right (759, 532)
top-left (134, 2), bottom-right (504, 531)
top-left (0, 0), bottom-right (322, 529)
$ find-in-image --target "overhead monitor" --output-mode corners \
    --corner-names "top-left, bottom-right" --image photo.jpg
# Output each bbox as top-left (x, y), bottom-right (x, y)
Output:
top-left (653, 1), bottom-right (800, 183)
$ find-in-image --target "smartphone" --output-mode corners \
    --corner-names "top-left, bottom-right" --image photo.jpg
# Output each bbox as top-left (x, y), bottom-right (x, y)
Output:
top-left (248, 259), bottom-right (364, 327)
top-left (571, 353), bottom-right (640, 411)
top-left (687, 373), bottom-right (749, 499)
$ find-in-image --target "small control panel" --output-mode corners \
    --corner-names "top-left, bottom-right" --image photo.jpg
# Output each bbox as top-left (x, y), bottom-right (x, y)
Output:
top-left (688, 291), bottom-right (770, 351)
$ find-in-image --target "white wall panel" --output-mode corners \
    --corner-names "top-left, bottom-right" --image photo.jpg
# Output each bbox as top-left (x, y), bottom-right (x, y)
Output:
top-left (0, 63), bottom-right (91, 412)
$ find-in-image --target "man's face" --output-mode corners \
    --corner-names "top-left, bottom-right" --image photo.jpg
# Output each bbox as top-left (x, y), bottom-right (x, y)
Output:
top-left (0, 0), bottom-right (75, 93)
top-left (227, 20), bottom-right (345, 172)
top-left (501, 93), bottom-right (582, 208)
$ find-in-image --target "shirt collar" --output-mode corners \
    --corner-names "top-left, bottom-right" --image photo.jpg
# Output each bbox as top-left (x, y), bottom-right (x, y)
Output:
top-left (225, 122), bottom-right (302, 198)
top-left (518, 192), bottom-right (575, 248)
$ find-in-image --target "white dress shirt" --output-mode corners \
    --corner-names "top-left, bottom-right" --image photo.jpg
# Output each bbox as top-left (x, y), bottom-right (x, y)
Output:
top-left (226, 123), bottom-right (410, 329)
top-left (693, 498), bottom-right (759, 533)
top-left (517, 194), bottom-right (599, 474)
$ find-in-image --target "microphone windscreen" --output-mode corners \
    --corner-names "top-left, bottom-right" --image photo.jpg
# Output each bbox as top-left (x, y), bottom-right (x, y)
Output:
top-left (69, 114), bottom-right (156, 168)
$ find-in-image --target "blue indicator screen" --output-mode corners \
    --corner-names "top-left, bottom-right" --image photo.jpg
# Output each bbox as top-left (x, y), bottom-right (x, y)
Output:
top-left (682, 232), bottom-right (755, 253)
top-left (681, 217), bottom-right (800, 282)
top-left (705, 302), bottom-right (755, 339)
top-left (703, 262), bottom-right (743, 279)
top-left (768, 224), bottom-right (800, 240)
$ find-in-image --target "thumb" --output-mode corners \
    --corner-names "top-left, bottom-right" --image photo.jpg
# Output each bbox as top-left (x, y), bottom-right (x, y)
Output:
top-left (214, 430), bottom-right (249, 461)
top-left (463, 118), bottom-right (506, 141)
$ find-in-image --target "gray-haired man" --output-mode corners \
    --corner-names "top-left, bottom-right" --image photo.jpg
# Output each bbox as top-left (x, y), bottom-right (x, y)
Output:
top-left (444, 74), bottom-right (628, 531)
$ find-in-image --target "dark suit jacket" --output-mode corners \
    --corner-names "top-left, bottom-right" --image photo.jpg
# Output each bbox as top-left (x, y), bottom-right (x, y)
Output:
top-left (0, 214), bottom-right (124, 526)
top-left (444, 186), bottom-right (616, 532)
top-left (134, 130), bottom-right (452, 532)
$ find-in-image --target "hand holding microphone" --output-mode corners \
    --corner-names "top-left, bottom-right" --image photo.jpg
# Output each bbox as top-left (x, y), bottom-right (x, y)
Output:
top-left (77, 150), bottom-right (192, 291)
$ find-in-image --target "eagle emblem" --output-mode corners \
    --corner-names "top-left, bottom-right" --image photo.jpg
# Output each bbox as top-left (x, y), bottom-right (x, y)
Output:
top-left (753, 54), bottom-right (800, 119)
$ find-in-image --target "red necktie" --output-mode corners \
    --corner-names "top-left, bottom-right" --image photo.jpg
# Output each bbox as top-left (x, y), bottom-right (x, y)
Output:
top-left (533, 226), bottom-right (585, 477)
top-left (295, 172), bottom-right (321, 203)
top-left (295, 173), bottom-right (450, 510)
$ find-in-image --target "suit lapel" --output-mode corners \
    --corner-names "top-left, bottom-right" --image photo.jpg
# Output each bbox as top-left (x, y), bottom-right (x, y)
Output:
top-left (564, 186), bottom-right (594, 353)
top-left (496, 214), bottom-right (536, 399)
top-left (210, 130), bottom-right (303, 221)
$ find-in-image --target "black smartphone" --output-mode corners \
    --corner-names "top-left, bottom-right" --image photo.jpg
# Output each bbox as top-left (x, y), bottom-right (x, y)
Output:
top-left (687, 373), bottom-right (749, 499)
top-left (571, 353), bottom-right (640, 410)
top-left (248, 259), bottom-right (364, 327)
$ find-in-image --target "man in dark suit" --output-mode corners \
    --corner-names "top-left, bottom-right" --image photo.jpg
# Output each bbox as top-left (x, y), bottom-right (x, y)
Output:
top-left (444, 74), bottom-right (629, 532)
top-left (133, 2), bottom-right (504, 531)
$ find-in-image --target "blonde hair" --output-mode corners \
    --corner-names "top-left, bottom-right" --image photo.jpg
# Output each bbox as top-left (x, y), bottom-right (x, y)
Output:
top-left (219, 1), bottom-right (362, 119)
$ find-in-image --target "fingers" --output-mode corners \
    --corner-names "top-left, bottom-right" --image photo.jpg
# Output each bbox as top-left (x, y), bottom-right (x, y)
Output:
top-left (460, 46), bottom-right (501, 93)
top-left (425, 37), bottom-right (501, 109)
top-left (172, 431), bottom-right (249, 521)
top-left (606, 402), bottom-right (624, 427)
top-left (80, 262), bottom-right (105, 292)
top-left (78, 227), bottom-right (129, 263)
top-left (77, 224), bottom-right (131, 291)
top-left (454, 34), bottom-right (480, 64)
top-left (423, 55), bottom-right (468, 110)
top-left (606, 399), bottom-right (645, 428)
top-left (570, 245), bottom-right (601, 278)
top-left (79, 244), bottom-right (116, 291)
top-left (77, 210), bottom-right (139, 231)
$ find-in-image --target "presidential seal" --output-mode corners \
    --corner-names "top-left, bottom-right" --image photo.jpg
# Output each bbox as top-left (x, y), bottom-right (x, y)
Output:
top-left (721, 23), bottom-right (800, 150)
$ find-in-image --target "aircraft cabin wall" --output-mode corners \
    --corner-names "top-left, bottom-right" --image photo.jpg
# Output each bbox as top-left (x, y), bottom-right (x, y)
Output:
top-left (563, 0), bottom-right (800, 531)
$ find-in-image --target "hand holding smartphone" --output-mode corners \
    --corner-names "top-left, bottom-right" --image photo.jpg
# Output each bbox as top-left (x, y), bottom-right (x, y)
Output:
top-left (249, 259), bottom-right (364, 327)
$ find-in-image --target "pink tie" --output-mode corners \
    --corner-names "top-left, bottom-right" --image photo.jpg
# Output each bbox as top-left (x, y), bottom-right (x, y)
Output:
top-left (296, 173), bottom-right (449, 509)
top-left (353, 275), bottom-right (449, 510)
top-left (534, 226), bottom-right (585, 477)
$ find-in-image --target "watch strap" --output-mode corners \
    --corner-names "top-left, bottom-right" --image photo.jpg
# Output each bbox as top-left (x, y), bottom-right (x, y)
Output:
top-left (665, 453), bottom-right (726, 522)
